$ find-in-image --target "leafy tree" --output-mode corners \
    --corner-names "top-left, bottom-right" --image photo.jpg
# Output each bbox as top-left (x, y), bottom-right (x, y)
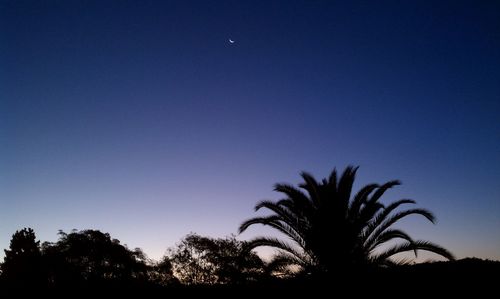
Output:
top-left (147, 256), bottom-right (179, 286)
top-left (239, 166), bottom-right (454, 276)
top-left (41, 229), bottom-right (152, 287)
top-left (168, 233), bottom-right (265, 285)
top-left (1, 228), bottom-right (43, 286)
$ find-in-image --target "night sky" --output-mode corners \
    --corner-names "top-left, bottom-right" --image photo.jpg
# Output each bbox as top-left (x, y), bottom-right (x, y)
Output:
top-left (1, 0), bottom-right (499, 261)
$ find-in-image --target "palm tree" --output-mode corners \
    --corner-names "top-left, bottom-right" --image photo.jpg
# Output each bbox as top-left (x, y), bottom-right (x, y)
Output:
top-left (239, 166), bottom-right (454, 275)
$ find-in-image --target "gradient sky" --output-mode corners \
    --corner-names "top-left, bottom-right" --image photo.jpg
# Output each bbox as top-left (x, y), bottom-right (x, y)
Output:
top-left (1, 0), bottom-right (499, 261)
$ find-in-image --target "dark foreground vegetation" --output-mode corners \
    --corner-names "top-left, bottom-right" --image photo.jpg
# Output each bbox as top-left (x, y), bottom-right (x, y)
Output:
top-left (1, 167), bottom-right (498, 293)
top-left (0, 236), bottom-right (498, 294)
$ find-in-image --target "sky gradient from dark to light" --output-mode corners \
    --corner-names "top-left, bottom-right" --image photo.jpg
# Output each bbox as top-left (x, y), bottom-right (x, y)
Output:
top-left (1, 0), bottom-right (499, 261)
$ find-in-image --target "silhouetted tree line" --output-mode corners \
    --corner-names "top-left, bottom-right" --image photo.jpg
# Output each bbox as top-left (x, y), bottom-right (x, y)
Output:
top-left (1, 228), bottom-right (498, 293)
top-left (0, 228), bottom-right (170, 289)
top-left (1, 167), bottom-right (498, 292)
top-left (0, 228), bottom-right (268, 290)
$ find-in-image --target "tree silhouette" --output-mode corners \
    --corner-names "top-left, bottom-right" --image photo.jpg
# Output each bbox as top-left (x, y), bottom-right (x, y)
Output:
top-left (168, 233), bottom-right (265, 285)
top-left (41, 229), bottom-right (152, 287)
top-left (148, 256), bottom-right (179, 286)
top-left (1, 228), bottom-right (44, 287)
top-left (239, 166), bottom-right (454, 276)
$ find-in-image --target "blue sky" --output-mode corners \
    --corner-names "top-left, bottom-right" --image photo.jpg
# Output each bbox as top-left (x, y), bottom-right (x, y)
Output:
top-left (1, 0), bottom-right (499, 261)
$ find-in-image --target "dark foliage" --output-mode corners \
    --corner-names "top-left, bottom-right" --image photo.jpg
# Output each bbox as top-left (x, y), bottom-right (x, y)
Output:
top-left (0, 231), bottom-right (497, 294)
top-left (167, 233), bottom-right (266, 285)
top-left (1, 228), bottom-right (43, 287)
top-left (240, 166), bottom-right (454, 276)
top-left (40, 229), bottom-right (154, 288)
top-left (0, 228), bottom-right (178, 291)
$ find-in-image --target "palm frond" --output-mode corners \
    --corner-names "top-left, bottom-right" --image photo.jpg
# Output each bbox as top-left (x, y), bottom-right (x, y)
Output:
top-left (365, 208), bottom-right (435, 246)
top-left (357, 201), bottom-right (385, 229)
top-left (361, 199), bottom-right (416, 241)
top-left (239, 212), bottom-right (307, 249)
top-left (369, 180), bottom-right (401, 204)
top-left (245, 237), bottom-right (309, 263)
top-left (267, 252), bottom-right (307, 272)
top-left (360, 180), bottom-right (400, 219)
top-left (273, 183), bottom-right (312, 213)
top-left (273, 184), bottom-right (308, 203)
top-left (327, 168), bottom-right (338, 191)
top-left (298, 171), bottom-right (320, 207)
top-left (239, 215), bottom-right (282, 233)
top-left (367, 229), bottom-right (416, 256)
top-left (349, 183), bottom-right (379, 220)
top-left (253, 200), bottom-right (308, 232)
top-left (371, 240), bottom-right (455, 262)
top-left (337, 166), bottom-right (359, 212)
top-left (254, 200), bottom-right (297, 221)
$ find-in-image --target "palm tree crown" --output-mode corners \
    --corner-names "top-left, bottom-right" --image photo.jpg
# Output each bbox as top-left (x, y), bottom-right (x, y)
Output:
top-left (239, 166), bottom-right (454, 275)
